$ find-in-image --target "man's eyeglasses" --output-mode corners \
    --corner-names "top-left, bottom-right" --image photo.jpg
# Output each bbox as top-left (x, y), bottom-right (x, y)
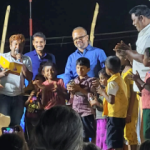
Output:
top-left (73, 35), bottom-right (87, 41)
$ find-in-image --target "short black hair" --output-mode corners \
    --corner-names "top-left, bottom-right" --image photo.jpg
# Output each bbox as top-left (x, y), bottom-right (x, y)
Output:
top-left (42, 62), bottom-right (57, 71)
top-left (129, 5), bottom-right (150, 19)
top-left (76, 57), bottom-right (90, 68)
top-left (140, 140), bottom-right (150, 150)
top-left (105, 56), bottom-right (121, 73)
top-left (144, 47), bottom-right (150, 57)
top-left (33, 32), bottom-right (46, 41)
top-left (98, 68), bottom-right (110, 79)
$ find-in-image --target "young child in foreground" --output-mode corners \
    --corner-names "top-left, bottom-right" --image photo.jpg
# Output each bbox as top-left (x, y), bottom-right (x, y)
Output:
top-left (89, 68), bottom-right (110, 150)
top-left (97, 56), bottom-right (128, 150)
top-left (131, 47), bottom-right (150, 140)
top-left (116, 51), bottom-right (138, 150)
top-left (67, 57), bottom-right (96, 143)
top-left (39, 62), bottom-right (68, 110)
top-left (25, 74), bottom-right (45, 140)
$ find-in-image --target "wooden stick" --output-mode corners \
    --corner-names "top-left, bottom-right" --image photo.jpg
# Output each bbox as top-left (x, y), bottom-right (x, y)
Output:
top-left (0, 5), bottom-right (11, 54)
top-left (90, 3), bottom-right (99, 46)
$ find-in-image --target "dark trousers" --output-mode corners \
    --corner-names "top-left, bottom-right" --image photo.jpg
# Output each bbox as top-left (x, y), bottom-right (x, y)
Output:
top-left (81, 115), bottom-right (96, 142)
top-left (0, 94), bottom-right (24, 126)
top-left (106, 117), bottom-right (125, 149)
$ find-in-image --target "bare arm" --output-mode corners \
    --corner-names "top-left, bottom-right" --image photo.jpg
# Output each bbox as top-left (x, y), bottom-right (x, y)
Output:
top-left (96, 84), bottom-right (115, 104)
top-left (131, 71), bottom-right (150, 92)
top-left (25, 91), bottom-right (35, 106)
top-left (22, 64), bottom-right (33, 81)
top-left (0, 69), bottom-right (9, 78)
top-left (89, 98), bottom-right (103, 111)
top-left (113, 41), bottom-right (143, 63)
top-left (136, 78), bottom-right (150, 92)
top-left (25, 96), bottom-right (32, 106)
top-left (102, 92), bottom-right (115, 104)
top-left (126, 50), bottom-right (143, 63)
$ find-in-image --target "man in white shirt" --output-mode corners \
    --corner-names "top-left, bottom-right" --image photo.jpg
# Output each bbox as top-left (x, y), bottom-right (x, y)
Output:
top-left (114, 5), bottom-right (150, 144)
top-left (0, 34), bottom-right (33, 126)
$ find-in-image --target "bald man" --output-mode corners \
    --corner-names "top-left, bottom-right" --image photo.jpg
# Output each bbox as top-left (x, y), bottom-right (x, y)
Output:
top-left (64, 27), bottom-right (107, 87)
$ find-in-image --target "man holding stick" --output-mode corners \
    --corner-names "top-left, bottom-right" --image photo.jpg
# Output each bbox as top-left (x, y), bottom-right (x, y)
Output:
top-left (0, 34), bottom-right (33, 126)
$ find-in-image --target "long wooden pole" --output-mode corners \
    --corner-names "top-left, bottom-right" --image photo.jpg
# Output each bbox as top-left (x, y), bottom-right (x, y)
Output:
top-left (0, 5), bottom-right (11, 54)
top-left (90, 3), bottom-right (99, 46)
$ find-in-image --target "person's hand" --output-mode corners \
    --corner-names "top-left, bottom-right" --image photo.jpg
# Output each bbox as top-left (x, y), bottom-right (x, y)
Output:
top-left (0, 69), bottom-right (9, 77)
top-left (128, 71), bottom-right (141, 82)
top-left (96, 87), bottom-right (105, 96)
top-left (15, 125), bottom-right (26, 142)
top-left (92, 78), bottom-right (100, 88)
top-left (0, 84), bottom-right (3, 89)
top-left (51, 83), bottom-right (58, 92)
top-left (113, 40), bottom-right (132, 57)
top-left (33, 80), bottom-right (40, 85)
top-left (30, 90), bottom-right (35, 96)
top-left (89, 97), bottom-right (98, 107)
top-left (113, 40), bottom-right (132, 51)
top-left (16, 53), bottom-right (23, 62)
top-left (67, 84), bottom-right (81, 92)
top-left (126, 115), bottom-right (131, 123)
top-left (36, 91), bottom-right (40, 97)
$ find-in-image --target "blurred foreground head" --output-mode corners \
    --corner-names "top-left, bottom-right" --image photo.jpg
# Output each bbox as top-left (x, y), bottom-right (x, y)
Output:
top-left (31, 106), bottom-right (83, 150)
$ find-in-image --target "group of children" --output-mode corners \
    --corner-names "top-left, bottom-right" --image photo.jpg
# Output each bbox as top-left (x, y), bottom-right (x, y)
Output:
top-left (24, 46), bottom-right (150, 150)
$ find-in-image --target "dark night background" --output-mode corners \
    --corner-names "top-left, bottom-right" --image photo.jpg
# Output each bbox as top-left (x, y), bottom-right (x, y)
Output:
top-left (0, 0), bottom-right (150, 73)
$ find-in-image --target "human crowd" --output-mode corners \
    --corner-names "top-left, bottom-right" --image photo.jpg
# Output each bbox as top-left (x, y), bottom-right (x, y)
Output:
top-left (0, 4), bottom-right (150, 150)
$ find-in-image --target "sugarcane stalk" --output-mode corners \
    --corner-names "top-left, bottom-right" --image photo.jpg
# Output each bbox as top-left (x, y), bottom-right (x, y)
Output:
top-left (0, 5), bottom-right (11, 54)
top-left (90, 3), bottom-right (99, 46)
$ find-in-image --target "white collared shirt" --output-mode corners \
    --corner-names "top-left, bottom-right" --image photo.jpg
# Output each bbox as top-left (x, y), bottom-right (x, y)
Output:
top-left (133, 24), bottom-right (150, 92)
top-left (0, 52), bottom-right (32, 96)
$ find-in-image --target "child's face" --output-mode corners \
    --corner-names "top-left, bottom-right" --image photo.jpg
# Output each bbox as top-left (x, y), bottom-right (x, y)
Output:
top-left (43, 66), bottom-right (56, 80)
top-left (116, 51), bottom-right (126, 66)
top-left (76, 65), bottom-right (90, 77)
top-left (99, 73), bottom-right (108, 86)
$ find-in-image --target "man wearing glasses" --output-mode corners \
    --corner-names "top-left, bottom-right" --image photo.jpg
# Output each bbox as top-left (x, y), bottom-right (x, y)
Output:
top-left (64, 26), bottom-right (107, 87)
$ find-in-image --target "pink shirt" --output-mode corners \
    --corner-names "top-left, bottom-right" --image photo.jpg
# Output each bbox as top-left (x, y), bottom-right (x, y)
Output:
top-left (42, 79), bottom-right (66, 110)
top-left (142, 71), bottom-right (150, 109)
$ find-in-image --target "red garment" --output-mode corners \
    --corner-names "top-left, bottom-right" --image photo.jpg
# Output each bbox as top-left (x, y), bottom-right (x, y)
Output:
top-left (42, 79), bottom-right (66, 110)
top-left (142, 71), bottom-right (150, 109)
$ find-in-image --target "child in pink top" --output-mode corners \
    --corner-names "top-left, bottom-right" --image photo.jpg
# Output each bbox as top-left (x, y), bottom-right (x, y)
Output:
top-left (41, 62), bottom-right (68, 110)
top-left (131, 47), bottom-right (150, 139)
